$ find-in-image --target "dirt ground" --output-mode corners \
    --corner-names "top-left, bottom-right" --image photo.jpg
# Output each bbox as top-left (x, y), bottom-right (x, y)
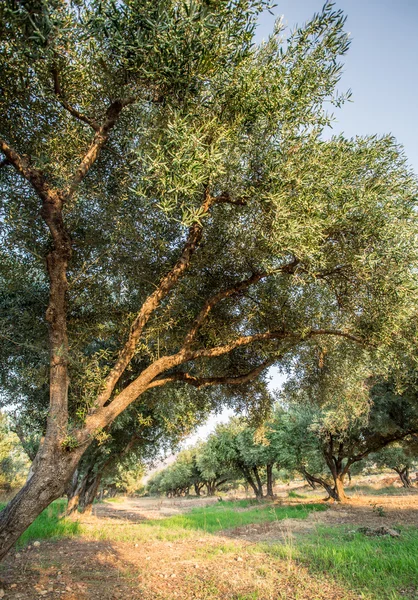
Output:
top-left (1, 486), bottom-right (417, 600)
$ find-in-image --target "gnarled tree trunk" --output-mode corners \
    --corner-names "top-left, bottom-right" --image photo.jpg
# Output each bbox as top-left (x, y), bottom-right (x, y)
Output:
top-left (395, 467), bottom-right (412, 488)
top-left (0, 444), bottom-right (81, 559)
top-left (266, 463), bottom-right (274, 498)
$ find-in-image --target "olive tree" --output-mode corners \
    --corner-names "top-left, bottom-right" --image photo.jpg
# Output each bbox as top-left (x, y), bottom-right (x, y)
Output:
top-left (370, 439), bottom-right (418, 488)
top-left (273, 346), bottom-right (418, 501)
top-left (0, 0), bottom-right (417, 558)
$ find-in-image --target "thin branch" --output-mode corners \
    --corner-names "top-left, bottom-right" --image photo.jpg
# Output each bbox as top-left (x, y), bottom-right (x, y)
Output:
top-left (147, 358), bottom-right (274, 390)
top-left (183, 272), bottom-right (268, 348)
top-left (0, 138), bottom-right (52, 202)
top-left (64, 97), bottom-right (136, 200)
top-left (52, 67), bottom-right (100, 132)
top-left (182, 257), bottom-right (299, 349)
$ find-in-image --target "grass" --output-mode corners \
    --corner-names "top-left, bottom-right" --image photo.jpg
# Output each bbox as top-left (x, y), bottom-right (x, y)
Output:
top-left (80, 499), bottom-right (326, 545)
top-left (104, 496), bottom-right (125, 503)
top-left (0, 499), bottom-right (81, 549)
top-left (288, 490), bottom-right (307, 499)
top-left (145, 500), bottom-right (326, 534)
top-left (349, 484), bottom-right (418, 496)
top-left (2, 495), bottom-right (417, 599)
top-left (263, 525), bottom-right (418, 600)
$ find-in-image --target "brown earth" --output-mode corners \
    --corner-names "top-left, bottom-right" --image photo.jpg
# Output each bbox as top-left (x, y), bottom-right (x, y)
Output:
top-left (0, 535), bottom-right (358, 600)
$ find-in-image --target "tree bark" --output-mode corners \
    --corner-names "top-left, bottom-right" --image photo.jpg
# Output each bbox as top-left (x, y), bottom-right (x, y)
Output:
top-left (81, 473), bottom-right (103, 516)
top-left (395, 467), bottom-right (412, 488)
top-left (252, 467), bottom-right (264, 498)
top-left (266, 464), bottom-right (274, 498)
top-left (304, 473), bottom-right (317, 490)
top-left (0, 448), bottom-right (80, 559)
top-left (333, 475), bottom-right (347, 502)
top-left (240, 466), bottom-right (262, 499)
top-left (205, 480), bottom-right (216, 496)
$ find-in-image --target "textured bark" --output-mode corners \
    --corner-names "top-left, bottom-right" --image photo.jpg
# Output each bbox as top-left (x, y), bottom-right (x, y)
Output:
top-left (81, 473), bottom-right (103, 516)
top-left (395, 467), bottom-right (412, 488)
top-left (333, 476), bottom-right (347, 502)
top-left (205, 480), bottom-right (217, 496)
top-left (266, 463), bottom-right (274, 498)
top-left (252, 467), bottom-right (264, 498)
top-left (240, 465), bottom-right (262, 499)
top-left (0, 447), bottom-right (81, 559)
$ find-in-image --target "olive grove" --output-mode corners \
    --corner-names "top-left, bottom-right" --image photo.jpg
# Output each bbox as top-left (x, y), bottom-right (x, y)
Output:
top-left (0, 0), bottom-right (417, 558)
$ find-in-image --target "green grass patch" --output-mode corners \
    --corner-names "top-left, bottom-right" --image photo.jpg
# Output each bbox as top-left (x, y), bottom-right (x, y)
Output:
top-left (263, 525), bottom-right (418, 600)
top-left (288, 490), bottom-right (306, 499)
top-left (0, 500), bottom-right (81, 548)
top-left (146, 501), bottom-right (326, 534)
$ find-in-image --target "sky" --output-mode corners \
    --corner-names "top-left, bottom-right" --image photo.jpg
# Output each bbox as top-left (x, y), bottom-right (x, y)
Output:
top-left (181, 0), bottom-right (418, 448)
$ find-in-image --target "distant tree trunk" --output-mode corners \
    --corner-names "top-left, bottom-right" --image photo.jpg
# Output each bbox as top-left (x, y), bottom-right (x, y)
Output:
top-left (65, 469), bottom-right (79, 513)
top-left (333, 475), bottom-right (347, 502)
top-left (394, 467), bottom-right (412, 488)
top-left (81, 473), bottom-right (103, 516)
top-left (300, 467), bottom-right (339, 501)
top-left (194, 482), bottom-right (204, 496)
top-left (239, 465), bottom-right (262, 499)
top-left (324, 453), bottom-right (348, 502)
top-left (252, 466), bottom-right (264, 498)
top-left (66, 468), bottom-right (91, 516)
top-left (206, 480), bottom-right (217, 496)
top-left (304, 473), bottom-right (317, 490)
top-left (266, 464), bottom-right (274, 498)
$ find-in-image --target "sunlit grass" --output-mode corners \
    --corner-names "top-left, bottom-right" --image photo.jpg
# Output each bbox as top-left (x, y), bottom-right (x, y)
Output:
top-left (288, 490), bottom-right (307, 499)
top-left (349, 485), bottom-right (418, 496)
top-left (145, 501), bottom-right (326, 534)
top-left (262, 525), bottom-right (418, 600)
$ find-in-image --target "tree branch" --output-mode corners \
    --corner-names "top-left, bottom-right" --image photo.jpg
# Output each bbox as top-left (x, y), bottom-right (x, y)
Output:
top-left (183, 272), bottom-right (267, 348)
top-left (185, 326), bottom-right (364, 362)
top-left (64, 97), bottom-right (136, 199)
top-left (147, 358), bottom-right (274, 390)
top-left (52, 67), bottom-right (100, 132)
top-left (0, 138), bottom-right (52, 202)
top-left (182, 257), bottom-right (299, 349)
top-left (95, 189), bottom-right (216, 408)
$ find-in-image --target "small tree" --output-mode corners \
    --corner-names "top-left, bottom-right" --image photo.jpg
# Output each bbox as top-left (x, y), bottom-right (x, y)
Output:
top-left (273, 376), bottom-right (418, 501)
top-left (371, 439), bottom-right (418, 488)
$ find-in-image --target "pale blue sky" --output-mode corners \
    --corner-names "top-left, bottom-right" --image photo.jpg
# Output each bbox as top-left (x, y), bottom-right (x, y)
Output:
top-left (185, 0), bottom-right (418, 446)
top-left (258, 0), bottom-right (418, 171)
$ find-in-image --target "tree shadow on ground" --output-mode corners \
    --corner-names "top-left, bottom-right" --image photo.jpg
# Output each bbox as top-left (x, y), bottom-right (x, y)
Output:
top-left (0, 535), bottom-right (359, 600)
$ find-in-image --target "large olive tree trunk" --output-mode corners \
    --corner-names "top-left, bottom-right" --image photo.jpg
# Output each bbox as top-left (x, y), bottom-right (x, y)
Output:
top-left (0, 444), bottom-right (81, 559)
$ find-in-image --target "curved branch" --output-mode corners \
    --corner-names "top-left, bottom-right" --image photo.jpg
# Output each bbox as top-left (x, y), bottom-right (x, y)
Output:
top-left (182, 257), bottom-right (299, 349)
top-left (0, 138), bottom-right (52, 202)
top-left (96, 189), bottom-right (216, 407)
top-left (64, 97), bottom-right (136, 199)
top-left (147, 358), bottom-right (274, 390)
top-left (183, 272), bottom-right (267, 348)
top-left (52, 67), bottom-right (100, 132)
